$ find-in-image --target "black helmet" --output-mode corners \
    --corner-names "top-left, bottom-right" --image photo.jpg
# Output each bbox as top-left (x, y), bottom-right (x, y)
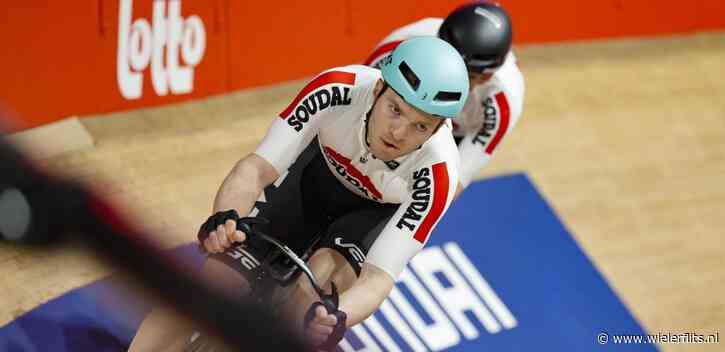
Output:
top-left (438, 2), bottom-right (513, 73)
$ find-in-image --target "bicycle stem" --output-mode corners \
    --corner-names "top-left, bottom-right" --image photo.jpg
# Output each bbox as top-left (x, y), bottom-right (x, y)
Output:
top-left (236, 218), bottom-right (332, 302)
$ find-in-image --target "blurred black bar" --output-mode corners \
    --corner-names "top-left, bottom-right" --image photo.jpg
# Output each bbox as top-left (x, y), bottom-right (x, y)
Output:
top-left (0, 137), bottom-right (310, 351)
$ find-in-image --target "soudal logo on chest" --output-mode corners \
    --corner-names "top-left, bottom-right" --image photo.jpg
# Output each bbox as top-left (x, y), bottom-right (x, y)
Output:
top-left (472, 92), bottom-right (510, 154)
top-left (323, 146), bottom-right (382, 201)
top-left (279, 71), bottom-right (355, 132)
top-left (397, 162), bottom-right (450, 243)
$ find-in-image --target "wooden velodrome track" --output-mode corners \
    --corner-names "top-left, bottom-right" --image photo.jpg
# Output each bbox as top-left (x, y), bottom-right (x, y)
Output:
top-left (2, 33), bottom-right (724, 351)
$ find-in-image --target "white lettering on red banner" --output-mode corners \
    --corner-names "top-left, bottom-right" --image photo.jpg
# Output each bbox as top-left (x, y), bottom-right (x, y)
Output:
top-left (117, 0), bottom-right (206, 100)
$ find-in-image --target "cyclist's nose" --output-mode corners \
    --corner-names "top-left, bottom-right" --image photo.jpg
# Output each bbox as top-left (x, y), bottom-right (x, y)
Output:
top-left (390, 122), bottom-right (407, 142)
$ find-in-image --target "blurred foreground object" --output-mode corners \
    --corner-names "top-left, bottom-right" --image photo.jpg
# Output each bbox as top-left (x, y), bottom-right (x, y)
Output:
top-left (0, 134), bottom-right (310, 351)
top-left (3, 117), bottom-right (94, 160)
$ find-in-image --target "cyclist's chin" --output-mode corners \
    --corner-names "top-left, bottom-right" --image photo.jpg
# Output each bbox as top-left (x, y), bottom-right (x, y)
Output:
top-left (370, 144), bottom-right (399, 162)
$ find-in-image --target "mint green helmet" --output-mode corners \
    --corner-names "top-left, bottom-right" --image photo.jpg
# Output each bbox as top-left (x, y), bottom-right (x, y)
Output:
top-left (379, 37), bottom-right (469, 118)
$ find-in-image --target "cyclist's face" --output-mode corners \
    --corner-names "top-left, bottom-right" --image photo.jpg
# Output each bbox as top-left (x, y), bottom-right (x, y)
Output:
top-left (367, 80), bottom-right (442, 161)
top-left (468, 71), bottom-right (493, 91)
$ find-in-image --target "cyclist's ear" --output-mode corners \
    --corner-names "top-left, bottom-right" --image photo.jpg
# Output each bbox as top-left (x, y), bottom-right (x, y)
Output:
top-left (373, 79), bottom-right (385, 97)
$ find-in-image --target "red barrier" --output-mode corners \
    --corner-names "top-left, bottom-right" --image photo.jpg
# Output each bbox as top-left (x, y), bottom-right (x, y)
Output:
top-left (504, 0), bottom-right (725, 43)
top-left (1, 1), bottom-right (227, 131)
top-left (1, 0), bottom-right (724, 132)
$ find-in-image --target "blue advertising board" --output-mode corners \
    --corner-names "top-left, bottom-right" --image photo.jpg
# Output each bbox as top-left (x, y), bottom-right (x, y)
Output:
top-left (0, 174), bottom-right (657, 351)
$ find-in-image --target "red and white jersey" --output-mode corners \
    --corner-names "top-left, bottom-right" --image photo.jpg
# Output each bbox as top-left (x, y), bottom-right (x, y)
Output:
top-left (365, 18), bottom-right (525, 187)
top-left (255, 65), bottom-right (459, 279)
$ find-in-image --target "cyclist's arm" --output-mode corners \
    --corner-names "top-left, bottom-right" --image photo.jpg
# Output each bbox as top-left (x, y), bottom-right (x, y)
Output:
top-left (340, 160), bottom-right (458, 325)
top-left (215, 68), bottom-right (360, 216)
top-left (204, 68), bottom-right (360, 251)
top-left (213, 153), bottom-right (279, 215)
top-left (338, 262), bottom-right (394, 325)
top-left (456, 84), bottom-right (523, 191)
top-left (454, 181), bottom-right (465, 200)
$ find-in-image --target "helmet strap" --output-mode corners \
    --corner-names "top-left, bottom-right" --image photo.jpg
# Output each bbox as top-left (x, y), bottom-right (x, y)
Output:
top-left (364, 82), bottom-right (390, 147)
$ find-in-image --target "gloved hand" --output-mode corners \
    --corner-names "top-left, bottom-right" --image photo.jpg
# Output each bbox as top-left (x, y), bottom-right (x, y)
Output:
top-left (302, 284), bottom-right (347, 351)
top-left (197, 209), bottom-right (247, 253)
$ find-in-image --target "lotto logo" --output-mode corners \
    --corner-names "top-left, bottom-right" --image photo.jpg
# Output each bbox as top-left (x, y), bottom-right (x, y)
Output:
top-left (117, 0), bottom-right (206, 100)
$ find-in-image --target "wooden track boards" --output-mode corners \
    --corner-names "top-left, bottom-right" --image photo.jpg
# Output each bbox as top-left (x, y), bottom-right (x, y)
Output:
top-left (2, 32), bottom-right (723, 351)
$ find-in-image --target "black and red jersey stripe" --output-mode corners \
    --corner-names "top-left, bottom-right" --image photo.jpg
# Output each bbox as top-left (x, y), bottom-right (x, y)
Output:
top-left (485, 92), bottom-right (511, 155)
top-left (279, 71), bottom-right (356, 119)
top-left (413, 162), bottom-right (450, 244)
top-left (323, 146), bottom-right (383, 200)
top-left (363, 40), bottom-right (403, 67)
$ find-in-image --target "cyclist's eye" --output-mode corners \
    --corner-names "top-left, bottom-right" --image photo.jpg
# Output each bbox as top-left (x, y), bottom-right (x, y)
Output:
top-left (390, 105), bottom-right (401, 115)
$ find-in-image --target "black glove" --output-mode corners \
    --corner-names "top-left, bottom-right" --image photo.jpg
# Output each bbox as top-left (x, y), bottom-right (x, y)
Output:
top-left (196, 209), bottom-right (240, 244)
top-left (303, 283), bottom-right (347, 351)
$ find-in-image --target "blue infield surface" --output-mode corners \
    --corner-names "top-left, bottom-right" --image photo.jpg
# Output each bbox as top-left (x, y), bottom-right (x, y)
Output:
top-left (0, 174), bottom-right (657, 351)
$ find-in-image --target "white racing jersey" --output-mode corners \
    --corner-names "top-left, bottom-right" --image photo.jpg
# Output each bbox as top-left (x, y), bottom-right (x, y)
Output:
top-left (364, 18), bottom-right (525, 187)
top-left (255, 65), bottom-right (459, 279)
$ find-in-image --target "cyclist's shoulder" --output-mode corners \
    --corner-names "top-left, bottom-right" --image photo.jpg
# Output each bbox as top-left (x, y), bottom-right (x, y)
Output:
top-left (312, 65), bottom-right (380, 99)
top-left (318, 65), bottom-right (379, 82)
top-left (389, 18), bottom-right (444, 39)
top-left (492, 52), bottom-right (524, 92)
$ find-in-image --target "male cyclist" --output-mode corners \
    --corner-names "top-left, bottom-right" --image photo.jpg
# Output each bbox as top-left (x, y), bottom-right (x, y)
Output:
top-left (129, 37), bottom-right (469, 351)
top-left (366, 1), bottom-right (525, 198)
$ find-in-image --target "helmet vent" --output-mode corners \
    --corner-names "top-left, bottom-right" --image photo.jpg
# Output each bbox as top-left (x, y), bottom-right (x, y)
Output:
top-left (434, 91), bottom-right (462, 102)
top-left (398, 61), bottom-right (420, 91)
